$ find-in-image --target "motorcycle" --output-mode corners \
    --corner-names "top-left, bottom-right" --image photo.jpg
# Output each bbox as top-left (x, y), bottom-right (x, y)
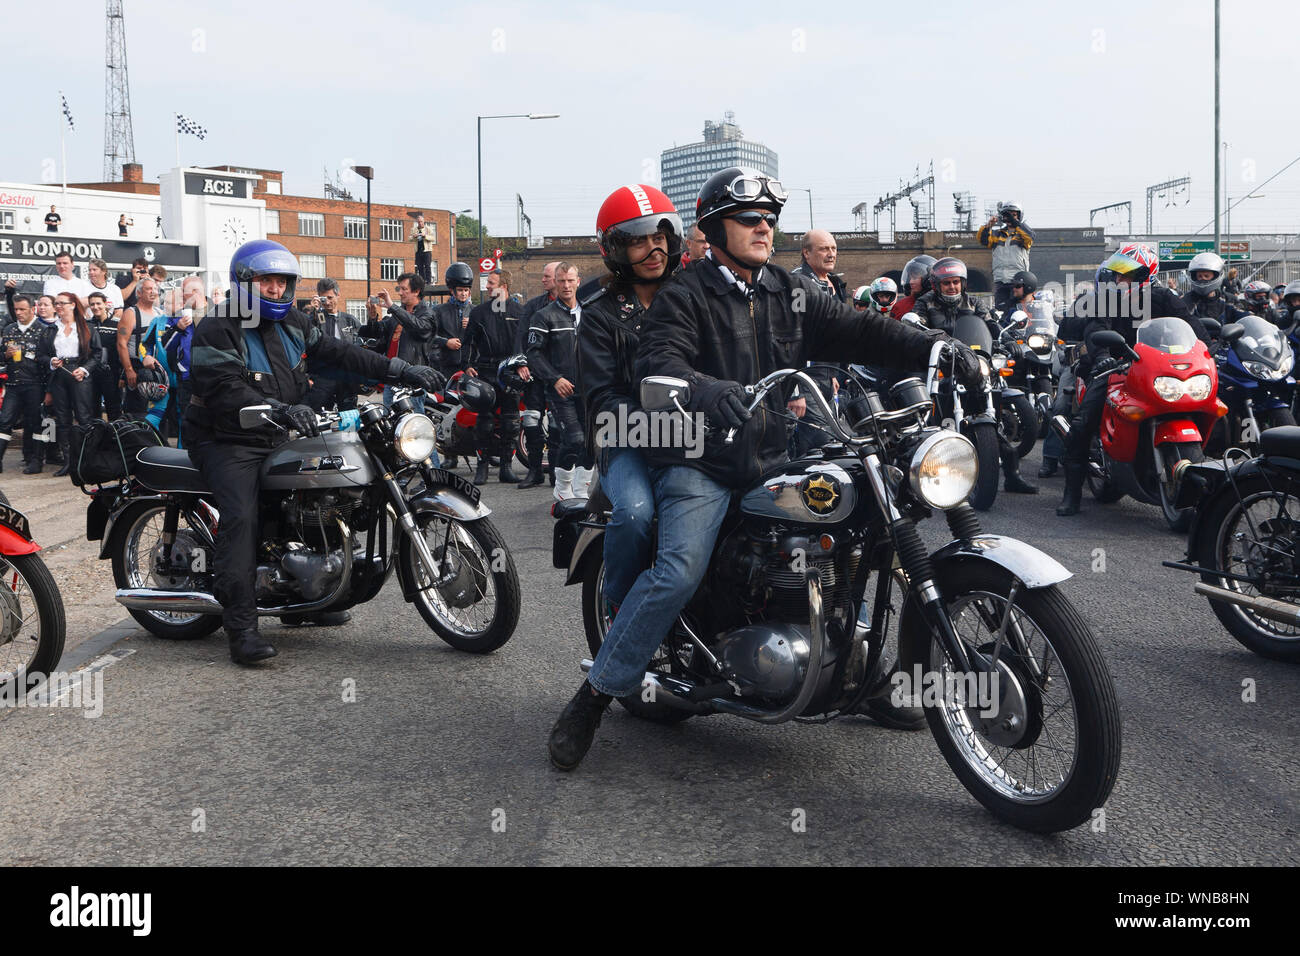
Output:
top-left (86, 388), bottom-right (520, 652)
top-left (427, 370), bottom-right (548, 472)
top-left (1204, 315), bottom-right (1296, 455)
top-left (552, 356), bottom-right (1122, 833)
top-left (0, 487), bottom-right (66, 688)
top-left (1053, 319), bottom-right (1224, 533)
top-left (996, 303), bottom-right (1059, 452)
top-left (1163, 427), bottom-right (1300, 661)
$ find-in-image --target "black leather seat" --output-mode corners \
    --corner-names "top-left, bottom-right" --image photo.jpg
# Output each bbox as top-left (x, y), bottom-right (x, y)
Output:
top-left (550, 473), bottom-right (612, 520)
top-left (133, 446), bottom-right (211, 494)
top-left (1260, 426), bottom-right (1300, 460)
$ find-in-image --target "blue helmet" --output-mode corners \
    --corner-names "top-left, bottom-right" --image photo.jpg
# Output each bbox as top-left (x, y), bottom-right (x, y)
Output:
top-left (230, 239), bottom-right (299, 321)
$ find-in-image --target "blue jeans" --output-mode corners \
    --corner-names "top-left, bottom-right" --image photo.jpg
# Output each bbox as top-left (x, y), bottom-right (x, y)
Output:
top-left (382, 387), bottom-right (439, 466)
top-left (587, 464), bottom-right (732, 698)
top-left (600, 447), bottom-right (655, 608)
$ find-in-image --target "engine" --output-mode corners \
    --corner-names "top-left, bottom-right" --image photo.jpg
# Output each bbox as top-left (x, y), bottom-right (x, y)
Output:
top-left (253, 490), bottom-right (361, 603)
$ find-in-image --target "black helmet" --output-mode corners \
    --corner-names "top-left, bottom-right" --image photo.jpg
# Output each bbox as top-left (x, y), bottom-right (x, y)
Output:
top-left (458, 375), bottom-right (496, 413)
top-left (695, 166), bottom-right (786, 250)
top-left (900, 254), bottom-right (937, 295)
top-left (445, 262), bottom-right (474, 289)
top-left (929, 257), bottom-right (968, 305)
top-left (497, 354), bottom-right (529, 394)
top-left (1011, 270), bottom-right (1038, 297)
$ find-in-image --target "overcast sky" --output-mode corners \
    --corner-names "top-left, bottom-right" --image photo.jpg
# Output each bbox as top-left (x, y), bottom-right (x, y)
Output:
top-left (6, 0), bottom-right (1297, 240)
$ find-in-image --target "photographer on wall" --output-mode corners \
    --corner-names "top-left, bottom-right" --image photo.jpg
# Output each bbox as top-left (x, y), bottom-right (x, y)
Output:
top-left (978, 201), bottom-right (1035, 314)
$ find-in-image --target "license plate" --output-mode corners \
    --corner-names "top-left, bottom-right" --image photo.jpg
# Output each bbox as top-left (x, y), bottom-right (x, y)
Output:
top-left (425, 467), bottom-right (482, 504)
top-left (0, 503), bottom-right (32, 541)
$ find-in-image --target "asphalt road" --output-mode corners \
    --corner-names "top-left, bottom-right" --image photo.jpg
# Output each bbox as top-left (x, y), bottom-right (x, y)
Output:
top-left (1, 447), bottom-right (1297, 865)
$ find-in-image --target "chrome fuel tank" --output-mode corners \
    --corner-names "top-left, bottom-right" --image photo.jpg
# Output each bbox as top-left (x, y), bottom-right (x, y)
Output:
top-left (739, 460), bottom-right (856, 525)
top-left (260, 430), bottom-right (377, 490)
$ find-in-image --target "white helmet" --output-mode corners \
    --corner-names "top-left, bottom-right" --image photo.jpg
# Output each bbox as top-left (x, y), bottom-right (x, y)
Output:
top-left (1187, 251), bottom-right (1225, 296)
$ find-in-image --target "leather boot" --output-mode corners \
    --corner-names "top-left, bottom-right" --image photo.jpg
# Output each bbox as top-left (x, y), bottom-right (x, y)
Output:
top-left (498, 443), bottom-right (520, 483)
top-left (548, 680), bottom-right (612, 771)
top-left (0, 438), bottom-right (7, 473)
top-left (22, 451), bottom-right (43, 475)
top-left (1056, 463), bottom-right (1085, 516)
top-left (473, 453), bottom-right (491, 486)
top-left (1001, 446), bottom-right (1037, 494)
top-left (228, 627), bottom-right (277, 665)
top-left (517, 428), bottom-right (545, 488)
top-left (1037, 456), bottom-right (1059, 478)
top-left (52, 438), bottom-right (72, 478)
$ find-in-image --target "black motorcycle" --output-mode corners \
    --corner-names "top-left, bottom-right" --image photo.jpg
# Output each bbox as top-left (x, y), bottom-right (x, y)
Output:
top-left (86, 388), bottom-right (520, 652)
top-left (1165, 426), bottom-right (1300, 661)
top-left (552, 365), bottom-right (1122, 833)
top-left (995, 304), bottom-right (1058, 454)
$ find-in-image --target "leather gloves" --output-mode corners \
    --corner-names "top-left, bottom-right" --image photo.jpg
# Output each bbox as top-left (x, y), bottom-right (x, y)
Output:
top-left (400, 364), bottom-right (446, 393)
top-left (692, 378), bottom-right (752, 430)
top-left (270, 403), bottom-right (321, 437)
top-left (941, 340), bottom-right (986, 392)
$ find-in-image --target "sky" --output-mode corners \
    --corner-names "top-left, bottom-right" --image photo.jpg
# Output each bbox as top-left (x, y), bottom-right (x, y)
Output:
top-left (5, 0), bottom-right (1298, 240)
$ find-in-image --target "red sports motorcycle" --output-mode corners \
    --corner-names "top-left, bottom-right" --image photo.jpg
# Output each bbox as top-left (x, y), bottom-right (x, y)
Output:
top-left (1056, 317), bottom-right (1226, 532)
top-left (0, 488), bottom-right (66, 689)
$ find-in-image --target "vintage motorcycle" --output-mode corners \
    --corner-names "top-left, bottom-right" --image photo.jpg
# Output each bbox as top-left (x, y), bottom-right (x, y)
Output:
top-left (86, 388), bottom-right (520, 652)
top-left (0, 487), bottom-right (66, 687)
top-left (1164, 426), bottom-right (1300, 661)
top-left (552, 355), bottom-right (1122, 833)
top-left (996, 302), bottom-right (1059, 452)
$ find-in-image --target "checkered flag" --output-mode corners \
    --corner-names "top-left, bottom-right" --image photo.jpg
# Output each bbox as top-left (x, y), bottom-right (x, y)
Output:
top-left (60, 92), bottom-right (74, 131)
top-left (176, 113), bottom-right (207, 141)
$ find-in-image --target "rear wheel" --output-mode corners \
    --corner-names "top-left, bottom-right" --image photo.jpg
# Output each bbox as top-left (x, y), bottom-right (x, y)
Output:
top-left (110, 502), bottom-right (221, 640)
top-left (0, 552), bottom-right (66, 689)
top-left (1001, 393), bottom-right (1039, 458)
top-left (964, 421), bottom-right (1000, 512)
top-left (1159, 441), bottom-right (1203, 533)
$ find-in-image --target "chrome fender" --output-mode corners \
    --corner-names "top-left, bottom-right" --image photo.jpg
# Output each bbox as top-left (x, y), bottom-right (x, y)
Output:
top-left (409, 489), bottom-right (492, 523)
top-left (930, 533), bottom-right (1071, 588)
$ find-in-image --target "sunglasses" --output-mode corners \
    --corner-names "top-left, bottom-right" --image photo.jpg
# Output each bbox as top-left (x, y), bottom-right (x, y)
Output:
top-left (727, 211), bottom-right (778, 228)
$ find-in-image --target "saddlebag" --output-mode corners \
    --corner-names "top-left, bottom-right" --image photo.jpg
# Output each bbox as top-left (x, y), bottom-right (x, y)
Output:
top-left (70, 418), bottom-right (164, 487)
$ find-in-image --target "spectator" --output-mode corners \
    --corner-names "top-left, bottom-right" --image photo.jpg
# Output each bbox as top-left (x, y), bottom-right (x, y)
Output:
top-left (42, 252), bottom-right (93, 308)
top-left (359, 272), bottom-right (434, 415)
top-left (411, 213), bottom-right (434, 284)
top-left (116, 276), bottom-right (168, 423)
top-left (148, 264), bottom-right (170, 296)
top-left (516, 260), bottom-right (560, 486)
top-left (86, 291), bottom-right (123, 421)
top-left (40, 293), bottom-right (99, 476)
top-left (526, 262), bottom-right (590, 500)
top-left (303, 277), bottom-right (361, 413)
top-left (164, 282), bottom-right (204, 445)
top-left (683, 224), bottom-right (709, 266)
top-left (465, 268), bottom-right (526, 484)
top-left (117, 257), bottom-right (149, 310)
top-left (978, 202), bottom-right (1034, 313)
top-left (86, 258), bottom-right (124, 315)
top-left (34, 295), bottom-right (57, 326)
top-left (791, 229), bottom-right (847, 300)
top-left (430, 263), bottom-right (475, 380)
top-left (1224, 266), bottom-right (1241, 301)
top-left (44, 205), bottom-right (61, 233)
top-left (118, 214), bottom-right (133, 237)
top-left (789, 229), bottom-right (847, 458)
top-left (0, 292), bottom-right (49, 473)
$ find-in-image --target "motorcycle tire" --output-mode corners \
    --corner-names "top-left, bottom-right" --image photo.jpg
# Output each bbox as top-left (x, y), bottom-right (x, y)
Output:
top-left (1195, 473), bottom-right (1300, 661)
top-left (1268, 407), bottom-right (1297, 429)
top-left (581, 556), bottom-right (693, 724)
top-left (0, 551), bottom-right (66, 688)
top-left (110, 502), bottom-right (222, 640)
top-left (1001, 393), bottom-right (1039, 459)
top-left (1159, 441), bottom-right (1203, 533)
top-left (514, 416), bottom-right (550, 470)
top-left (964, 421), bottom-right (1000, 512)
top-left (400, 512), bottom-right (520, 654)
top-left (898, 560), bottom-right (1122, 833)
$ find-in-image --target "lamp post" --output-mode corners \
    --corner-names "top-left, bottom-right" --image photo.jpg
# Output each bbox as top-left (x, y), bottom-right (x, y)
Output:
top-left (451, 207), bottom-right (471, 274)
top-left (477, 113), bottom-right (558, 299)
top-left (789, 187), bottom-right (814, 231)
top-left (350, 165), bottom-right (375, 295)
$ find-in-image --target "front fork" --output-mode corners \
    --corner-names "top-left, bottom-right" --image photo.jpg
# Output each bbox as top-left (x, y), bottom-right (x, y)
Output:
top-left (382, 467), bottom-right (444, 587)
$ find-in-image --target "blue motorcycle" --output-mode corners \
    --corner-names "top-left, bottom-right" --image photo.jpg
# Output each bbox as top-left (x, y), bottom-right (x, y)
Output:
top-left (1205, 315), bottom-right (1297, 455)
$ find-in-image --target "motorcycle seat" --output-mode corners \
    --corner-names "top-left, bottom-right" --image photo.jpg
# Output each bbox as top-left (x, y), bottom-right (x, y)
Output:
top-left (551, 475), bottom-right (612, 520)
top-left (134, 446), bottom-right (212, 494)
top-left (1260, 426), bottom-right (1300, 460)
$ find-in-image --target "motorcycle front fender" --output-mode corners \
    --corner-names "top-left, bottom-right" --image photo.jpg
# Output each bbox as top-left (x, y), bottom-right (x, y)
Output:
top-left (999, 387), bottom-right (1027, 399)
top-left (0, 524), bottom-right (39, 556)
top-left (408, 488), bottom-right (492, 523)
top-left (1153, 418), bottom-right (1205, 446)
top-left (929, 534), bottom-right (1072, 589)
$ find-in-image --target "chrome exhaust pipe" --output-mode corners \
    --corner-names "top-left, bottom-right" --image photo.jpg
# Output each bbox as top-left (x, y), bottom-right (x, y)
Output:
top-left (115, 589), bottom-right (223, 614)
top-left (1194, 582), bottom-right (1300, 628)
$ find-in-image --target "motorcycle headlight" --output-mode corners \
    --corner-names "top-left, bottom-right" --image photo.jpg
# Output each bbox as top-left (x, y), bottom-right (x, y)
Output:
top-left (991, 354), bottom-right (1008, 371)
top-left (909, 431), bottom-right (979, 510)
top-left (1153, 376), bottom-right (1187, 401)
top-left (1184, 373), bottom-right (1214, 401)
top-left (976, 355), bottom-right (991, 379)
top-left (1281, 349), bottom-right (1296, 378)
top-left (394, 413), bottom-right (436, 462)
top-left (1243, 360), bottom-right (1284, 382)
top-left (1027, 333), bottom-right (1049, 352)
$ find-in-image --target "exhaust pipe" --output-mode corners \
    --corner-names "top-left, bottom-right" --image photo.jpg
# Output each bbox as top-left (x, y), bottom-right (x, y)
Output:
top-left (1051, 414), bottom-right (1072, 441)
top-left (1194, 582), bottom-right (1300, 628)
top-left (116, 588), bottom-right (223, 614)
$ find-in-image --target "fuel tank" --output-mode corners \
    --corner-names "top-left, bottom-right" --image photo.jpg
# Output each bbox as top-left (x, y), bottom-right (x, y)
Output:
top-left (740, 459), bottom-right (857, 526)
top-left (260, 430), bottom-right (377, 490)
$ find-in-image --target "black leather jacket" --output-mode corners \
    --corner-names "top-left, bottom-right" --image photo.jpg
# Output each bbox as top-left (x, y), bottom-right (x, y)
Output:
top-left (359, 301), bottom-right (433, 367)
top-left (429, 298), bottom-right (474, 373)
top-left (1, 318), bottom-right (51, 387)
top-left (38, 322), bottom-right (101, 377)
top-left (526, 298), bottom-right (581, 389)
top-left (911, 290), bottom-right (993, 337)
top-left (635, 258), bottom-right (938, 488)
top-left (576, 281), bottom-right (645, 462)
top-left (467, 297), bottom-right (525, 371)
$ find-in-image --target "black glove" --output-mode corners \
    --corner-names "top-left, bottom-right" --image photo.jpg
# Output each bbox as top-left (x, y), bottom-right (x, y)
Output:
top-left (270, 403), bottom-right (320, 437)
top-left (941, 341), bottom-right (985, 392)
top-left (1090, 356), bottom-right (1120, 379)
top-left (400, 364), bottom-right (446, 393)
top-left (691, 378), bottom-right (751, 430)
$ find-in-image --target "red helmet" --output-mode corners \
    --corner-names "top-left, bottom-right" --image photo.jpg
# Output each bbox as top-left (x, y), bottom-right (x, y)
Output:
top-left (596, 184), bottom-right (683, 282)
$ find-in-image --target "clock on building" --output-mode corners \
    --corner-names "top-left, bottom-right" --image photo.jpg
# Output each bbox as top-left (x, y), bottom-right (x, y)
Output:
top-left (222, 217), bottom-right (248, 248)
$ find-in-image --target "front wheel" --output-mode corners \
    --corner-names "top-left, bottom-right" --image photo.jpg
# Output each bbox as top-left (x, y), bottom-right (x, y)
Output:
top-left (1159, 441), bottom-right (1203, 533)
top-left (899, 561), bottom-right (1122, 833)
top-left (964, 421), bottom-right (1000, 512)
top-left (400, 513), bottom-right (519, 653)
top-left (0, 552), bottom-right (66, 688)
top-left (1001, 393), bottom-right (1039, 458)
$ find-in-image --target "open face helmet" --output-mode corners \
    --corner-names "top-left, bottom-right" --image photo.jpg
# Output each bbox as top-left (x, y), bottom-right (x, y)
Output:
top-left (929, 257), bottom-right (968, 305)
top-left (596, 184), bottom-right (683, 282)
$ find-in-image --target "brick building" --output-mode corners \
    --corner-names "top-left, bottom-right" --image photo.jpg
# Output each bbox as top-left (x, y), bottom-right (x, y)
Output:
top-left (206, 166), bottom-right (457, 319)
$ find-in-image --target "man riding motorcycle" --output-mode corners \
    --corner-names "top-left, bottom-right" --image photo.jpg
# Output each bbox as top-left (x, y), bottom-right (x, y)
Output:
top-left (546, 166), bottom-right (985, 771)
top-left (1183, 252), bottom-right (1247, 325)
top-left (186, 240), bottom-right (444, 664)
top-left (1240, 279), bottom-right (1276, 320)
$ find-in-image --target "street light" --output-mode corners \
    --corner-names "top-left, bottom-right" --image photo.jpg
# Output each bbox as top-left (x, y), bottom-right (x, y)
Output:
top-left (350, 164), bottom-right (375, 294)
top-left (452, 208), bottom-right (471, 272)
top-left (477, 112), bottom-right (559, 298)
top-left (788, 187), bottom-right (814, 230)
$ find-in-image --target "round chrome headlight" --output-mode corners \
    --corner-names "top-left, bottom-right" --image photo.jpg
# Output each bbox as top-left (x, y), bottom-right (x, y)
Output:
top-left (1027, 333), bottom-right (1049, 351)
top-left (394, 413), bottom-right (436, 462)
top-left (991, 354), bottom-right (1008, 371)
top-left (909, 431), bottom-right (979, 509)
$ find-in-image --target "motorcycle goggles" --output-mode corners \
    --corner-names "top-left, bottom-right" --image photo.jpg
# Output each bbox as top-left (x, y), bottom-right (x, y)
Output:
top-left (602, 213), bottom-right (684, 265)
top-left (724, 175), bottom-right (788, 205)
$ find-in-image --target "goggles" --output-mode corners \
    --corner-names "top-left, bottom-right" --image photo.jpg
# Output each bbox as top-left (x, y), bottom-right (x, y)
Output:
top-left (724, 174), bottom-right (788, 205)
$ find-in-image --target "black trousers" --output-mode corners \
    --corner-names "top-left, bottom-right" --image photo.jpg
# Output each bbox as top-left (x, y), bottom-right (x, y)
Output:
top-left (474, 392), bottom-right (521, 452)
top-left (415, 251), bottom-right (432, 283)
top-left (549, 388), bottom-right (590, 470)
top-left (92, 362), bottom-right (123, 421)
top-left (1062, 369), bottom-right (1109, 465)
top-left (188, 441), bottom-right (272, 632)
top-left (0, 382), bottom-right (46, 460)
top-left (49, 369), bottom-right (95, 454)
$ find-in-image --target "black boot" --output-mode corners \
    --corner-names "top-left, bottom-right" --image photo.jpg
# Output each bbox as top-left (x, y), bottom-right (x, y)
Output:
top-left (517, 428), bottom-right (545, 489)
top-left (473, 453), bottom-right (491, 486)
top-left (228, 627), bottom-right (277, 665)
top-left (0, 438), bottom-right (7, 473)
top-left (22, 453), bottom-right (43, 475)
top-left (445, 455), bottom-right (459, 470)
top-left (1037, 456), bottom-right (1059, 478)
top-left (280, 610), bottom-right (352, 627)
top-left (1001, 446), bottom-right (1037, 494)
top-left (855, 661), bottom-right (927, 731)
top-left (498, 442), bottom-right (520, 483)
top-left (1056, 463), bottom-right (1085, 516)
top-left (52, 440), bottom-right (71, 478)
top-left (548, 680), bottom-right (612, 771)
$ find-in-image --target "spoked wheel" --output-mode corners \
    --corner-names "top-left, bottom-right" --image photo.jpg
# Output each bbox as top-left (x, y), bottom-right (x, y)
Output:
top-left (1159, 441), bottom-right (1203, 533)
top-left (0, 552), bottom-right (66, 690)
top-left (400, 512), bottom-right (520, 653)
top-left (900, 562), bottom-right (1122, 833)
top-left (581, 556), bottom-right (693, 723)
top-left (1196, 474), bottom-right (1300, 661)
top-left (110, 503), bottom-right (221, 640)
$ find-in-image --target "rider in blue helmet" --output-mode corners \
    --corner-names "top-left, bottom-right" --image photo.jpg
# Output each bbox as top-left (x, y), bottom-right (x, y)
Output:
top-left (187, 239), bottom-right (446, 666)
